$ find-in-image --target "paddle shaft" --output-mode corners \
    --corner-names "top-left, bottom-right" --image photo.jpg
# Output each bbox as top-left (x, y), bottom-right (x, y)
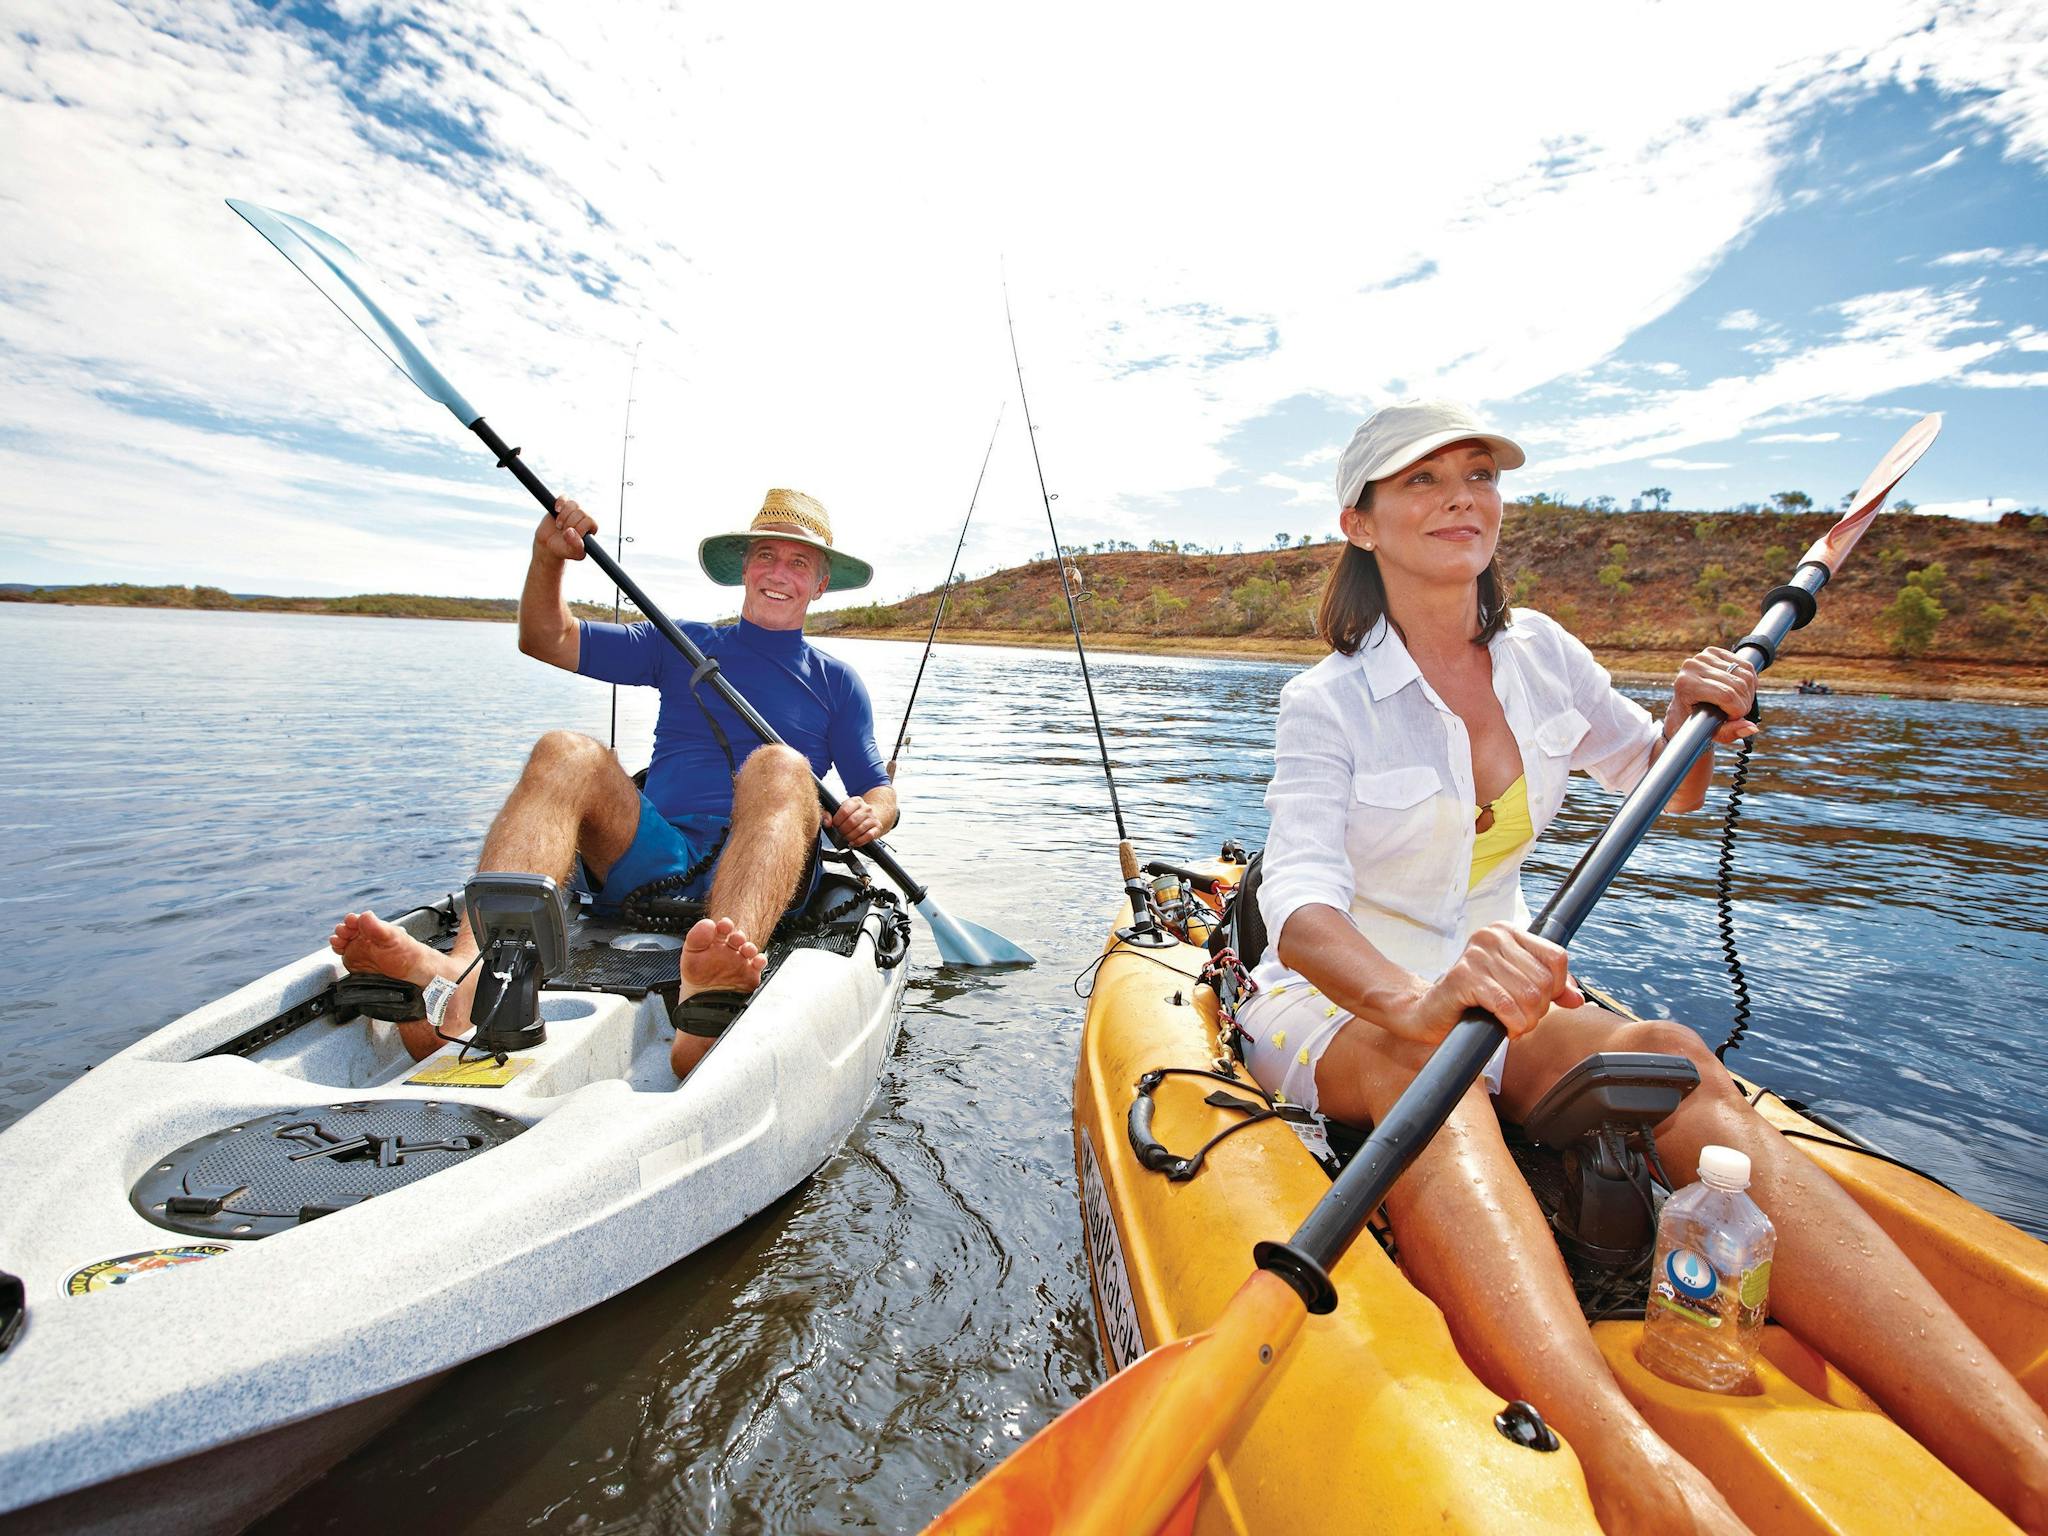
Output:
top-left (466, 415), bottom-right (931, 906)
top-left (1255, 562), bottom-right (1827, 1310)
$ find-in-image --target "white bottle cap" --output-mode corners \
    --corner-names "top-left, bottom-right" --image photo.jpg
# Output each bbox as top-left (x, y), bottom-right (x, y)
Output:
top-left (1697, 1145), bottom-right (1752, 1190)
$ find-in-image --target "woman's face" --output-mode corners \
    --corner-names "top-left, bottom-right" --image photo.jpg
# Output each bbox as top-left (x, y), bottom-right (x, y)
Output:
top-left (1341, 438), bottom-right (1502, 590)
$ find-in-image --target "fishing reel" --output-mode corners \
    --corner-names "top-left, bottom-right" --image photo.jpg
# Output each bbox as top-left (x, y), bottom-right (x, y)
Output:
top-left (462, 872), bottom-right (572, 1057)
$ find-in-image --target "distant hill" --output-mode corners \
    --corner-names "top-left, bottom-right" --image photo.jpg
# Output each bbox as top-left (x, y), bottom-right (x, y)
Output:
top-left (0, 583), bottom-right (643, 626)
top-left (812, 505), bottom-right (2048, 671)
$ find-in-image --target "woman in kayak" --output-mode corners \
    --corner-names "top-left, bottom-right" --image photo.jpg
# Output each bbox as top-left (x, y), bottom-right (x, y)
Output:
top-left (1238, 400), bottom-right (2048, 1536)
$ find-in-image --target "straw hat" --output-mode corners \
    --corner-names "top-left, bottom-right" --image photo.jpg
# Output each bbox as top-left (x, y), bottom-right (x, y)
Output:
top-left (697, 489), bottom-right (873, 592)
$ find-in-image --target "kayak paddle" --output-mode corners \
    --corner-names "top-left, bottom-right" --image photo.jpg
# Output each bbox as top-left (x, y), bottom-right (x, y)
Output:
top-left (227, 198), bottom-right (1032, 968)
top-left (926, 412), bottom-right (1943, 1531)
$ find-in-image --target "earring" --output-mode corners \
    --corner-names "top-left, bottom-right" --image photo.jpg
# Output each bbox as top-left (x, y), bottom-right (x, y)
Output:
top-left (1362, 540), bottom-right (1375, 551)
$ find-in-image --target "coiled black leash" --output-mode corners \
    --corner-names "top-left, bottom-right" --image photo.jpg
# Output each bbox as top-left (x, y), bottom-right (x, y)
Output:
top-left (1713, 701), bottom-right (1761, 1062)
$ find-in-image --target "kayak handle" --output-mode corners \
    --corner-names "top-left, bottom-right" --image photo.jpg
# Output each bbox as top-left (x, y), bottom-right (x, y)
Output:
top-left (1128, 1068), bottom-right (1314, 1183)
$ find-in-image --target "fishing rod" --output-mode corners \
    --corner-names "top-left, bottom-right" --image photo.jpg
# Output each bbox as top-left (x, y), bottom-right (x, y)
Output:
top-left (1003, 283), bottom-right (1155, 919)
top-left (227, 198), bottom-right (1031, 969)
top-left (887, 404), bottom-right (1003, 780)
top-left (608, 339), bottom-right (641, 753)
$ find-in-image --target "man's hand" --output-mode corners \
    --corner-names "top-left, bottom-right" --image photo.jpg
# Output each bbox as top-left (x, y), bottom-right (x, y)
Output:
top-left (829, 795), bottom-right (884, 847)
top-left (536, 496), bottom-right (597, 563)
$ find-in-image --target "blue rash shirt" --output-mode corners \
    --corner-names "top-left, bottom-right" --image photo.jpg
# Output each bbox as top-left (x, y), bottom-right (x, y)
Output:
top-left (576, 617), bottom-right (888, 821)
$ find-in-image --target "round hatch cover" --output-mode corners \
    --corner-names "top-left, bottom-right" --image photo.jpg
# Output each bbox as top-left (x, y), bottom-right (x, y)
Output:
top-left (132, 1100), bottom-right (522, 1240)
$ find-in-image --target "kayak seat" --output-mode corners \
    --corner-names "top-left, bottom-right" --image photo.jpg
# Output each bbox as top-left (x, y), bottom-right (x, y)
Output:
top-left (1319, 1052), bottom-right (1700, 1321)
top-left (1224, 849), bottom-right (1268, 965)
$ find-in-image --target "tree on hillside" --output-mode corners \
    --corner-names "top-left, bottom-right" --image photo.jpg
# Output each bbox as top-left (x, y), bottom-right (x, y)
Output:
top-left (1587, 495), bottom-right (1618, 512)
top-left (1772, 490), bottom-right (1813, 512)
top-left (1640, 487), bottom-right (1672, 511)
top-left (1884, 565), bottom-right (1947, 656)
top-left (1273, 531), bottom-right (1290, 549)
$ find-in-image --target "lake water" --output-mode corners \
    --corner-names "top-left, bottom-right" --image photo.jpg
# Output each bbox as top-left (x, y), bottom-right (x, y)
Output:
top-left (2, 602), bottom-right (2044, 1533)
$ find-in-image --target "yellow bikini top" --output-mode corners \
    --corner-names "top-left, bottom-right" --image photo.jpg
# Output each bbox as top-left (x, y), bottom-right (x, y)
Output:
top-left (1469, 774), bottom-right (1533, 889)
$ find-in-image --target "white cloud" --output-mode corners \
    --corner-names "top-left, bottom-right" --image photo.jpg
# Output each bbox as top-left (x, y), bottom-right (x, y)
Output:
top-left (1288, 444), bottom-right (1342, 469)
top-left (1914, 497), bottom-right (2023, 520)
top-left (1533, 285), bottom-right (2007, 472)
top-left (1719, 309), bottom-right (1765, 331)
top-left (1649, 457), bottom-right (1733, 470)
top-left (1257, 473), bottom-right (1329, 508)
top-left (0, 0), bottom-right (2045, 599)
top-left (1911, 146), bottom-right (1965, 175)
top-left (1954, 369), bottom-right (2048, 387)
top-left (1753, 431), bottom-right (1842, 442)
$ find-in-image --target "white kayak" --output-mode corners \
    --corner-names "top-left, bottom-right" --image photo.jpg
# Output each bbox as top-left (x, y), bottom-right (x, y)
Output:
top-left (0, 861), bottom-right (911, 1534)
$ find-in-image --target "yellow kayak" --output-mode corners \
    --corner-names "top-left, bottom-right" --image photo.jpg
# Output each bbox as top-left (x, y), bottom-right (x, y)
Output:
top-left (1072, 860), bottom-right (2048, 1535)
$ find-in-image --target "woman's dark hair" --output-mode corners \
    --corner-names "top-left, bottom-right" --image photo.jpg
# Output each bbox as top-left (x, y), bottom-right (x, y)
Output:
top-left (1314, 482), bottom-right (1512, 655)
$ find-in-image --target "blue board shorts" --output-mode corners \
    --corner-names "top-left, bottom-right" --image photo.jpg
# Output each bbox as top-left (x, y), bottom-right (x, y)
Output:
top-left (578, 793), bottom-right (822, 919)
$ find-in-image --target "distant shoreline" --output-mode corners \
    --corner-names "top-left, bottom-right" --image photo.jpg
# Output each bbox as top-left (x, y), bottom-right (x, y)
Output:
top-left (8, 584), bottom-right (2042, 704)
top-left (823, 624), bottom-right (2048, 705)
top-left (0, 585), bottom-right (640, 626)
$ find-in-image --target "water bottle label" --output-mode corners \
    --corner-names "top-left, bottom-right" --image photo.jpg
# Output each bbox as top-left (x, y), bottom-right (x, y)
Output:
top-left (1738, 1258), bottom-right (1772, 1311)
top-left (1652, 1246), bottom-right (1723, 1328)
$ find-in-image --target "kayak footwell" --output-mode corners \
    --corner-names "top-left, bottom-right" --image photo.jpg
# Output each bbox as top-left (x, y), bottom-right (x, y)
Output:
top-left (1596, 1324), bottom-right (2012, 1535)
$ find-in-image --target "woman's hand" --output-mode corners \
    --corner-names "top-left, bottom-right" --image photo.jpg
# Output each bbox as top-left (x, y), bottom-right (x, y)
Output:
top-left (1404, 923), bottom-right (1584, 1044)
top-left (1665, 646), bottom-right (1760, 746)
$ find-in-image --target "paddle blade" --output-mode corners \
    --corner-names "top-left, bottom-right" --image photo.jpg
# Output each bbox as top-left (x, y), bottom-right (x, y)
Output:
top-left (1799, 413), bottom-right (1942, 574)
top-left (927, 1269), bottom-right (1305, 1536)
top-left (915, 897), bottom-right (1034, 968)
top-left (227, 199), bottom-right (479, 425)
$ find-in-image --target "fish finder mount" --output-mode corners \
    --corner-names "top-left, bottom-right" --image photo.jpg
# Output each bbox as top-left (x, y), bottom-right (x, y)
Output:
top-left (463, 872), bottom-right (571, 1058)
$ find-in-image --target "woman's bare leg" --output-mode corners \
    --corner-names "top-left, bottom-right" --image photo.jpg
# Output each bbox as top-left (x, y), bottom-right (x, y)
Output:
top-left (1315, 1024), bottom-right (1751, 1536)
top-left (1501, 1007), bottom-right (2048, 1533)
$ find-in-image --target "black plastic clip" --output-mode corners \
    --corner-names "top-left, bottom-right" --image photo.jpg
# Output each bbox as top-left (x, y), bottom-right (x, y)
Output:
top-left (690, 656), bottom-right (722, 688)
top-left (1495, 1399), bottom-right (1560, 1451)
top-left (0, 1269), bottom-right (24, 1354)
top-left (167, 1182), bottom-right (248, 1217)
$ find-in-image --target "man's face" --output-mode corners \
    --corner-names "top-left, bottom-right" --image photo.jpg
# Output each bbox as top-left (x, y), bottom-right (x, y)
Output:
top-left (739, 535), bottom-right (830, 630)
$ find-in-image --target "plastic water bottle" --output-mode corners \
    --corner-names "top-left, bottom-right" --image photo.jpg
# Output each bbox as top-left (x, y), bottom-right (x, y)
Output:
top-left (1640, 1145), bottom-right (1776, 1391)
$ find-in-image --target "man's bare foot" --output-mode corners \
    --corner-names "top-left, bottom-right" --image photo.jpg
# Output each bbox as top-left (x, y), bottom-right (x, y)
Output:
top-left (679, 916), bottom-right (767, 998)
top-left (329, 910), bottom-right (462, 988)
top-left (330, 911), bottom-right (474, 1059)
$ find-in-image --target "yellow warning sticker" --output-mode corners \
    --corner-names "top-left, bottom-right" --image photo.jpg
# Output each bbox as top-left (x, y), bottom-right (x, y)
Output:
top-left (67, 1245), bottom-right (231, 1296)
top-left (406, 1055), bottom-right (531, 1088)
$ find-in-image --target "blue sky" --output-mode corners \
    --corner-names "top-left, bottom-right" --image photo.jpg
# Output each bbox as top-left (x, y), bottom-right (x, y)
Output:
top-left (2, 1), bottom-right (2044, 606)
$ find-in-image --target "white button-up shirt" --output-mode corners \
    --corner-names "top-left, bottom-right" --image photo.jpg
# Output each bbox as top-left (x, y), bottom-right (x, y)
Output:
top-left (1252, 609), bottom-right (1660, 999)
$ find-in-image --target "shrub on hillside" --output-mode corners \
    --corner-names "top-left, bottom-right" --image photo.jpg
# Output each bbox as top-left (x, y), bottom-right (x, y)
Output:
top-left (1883, 568), bottom-right (1947, 656)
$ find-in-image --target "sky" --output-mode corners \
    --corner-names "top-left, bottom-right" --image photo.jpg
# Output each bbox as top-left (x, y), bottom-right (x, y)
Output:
top-left (2, 0), bottom-right (2045, 612)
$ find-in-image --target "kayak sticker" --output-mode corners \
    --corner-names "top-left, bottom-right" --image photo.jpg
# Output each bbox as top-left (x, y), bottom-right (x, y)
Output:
top-left (66, 1245), bottom-right (231, 1296)
top-left (1079, 1127), bottom-right (1146, 1372)
top-left (407, 1055), bottom-right (531, 1088)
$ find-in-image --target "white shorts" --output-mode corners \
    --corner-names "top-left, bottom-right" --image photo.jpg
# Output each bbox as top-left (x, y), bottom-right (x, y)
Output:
top-left (1236, 980), bottom-right (1508, 1119)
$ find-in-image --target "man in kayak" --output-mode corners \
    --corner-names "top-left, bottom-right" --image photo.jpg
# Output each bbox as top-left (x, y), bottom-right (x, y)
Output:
top-left (329, 488), bottom-right (895, 1080)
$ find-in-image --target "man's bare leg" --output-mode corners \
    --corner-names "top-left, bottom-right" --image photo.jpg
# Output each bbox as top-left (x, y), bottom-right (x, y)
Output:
top-left (1315, 1025), bottom-right (1753, 1536)
top-left (1502, 1009), bottom-right (2048, 1534)
top-left (670, 745), bottom-right (821, 1077)
top-left (330, 731), bottom-right (641, 1060)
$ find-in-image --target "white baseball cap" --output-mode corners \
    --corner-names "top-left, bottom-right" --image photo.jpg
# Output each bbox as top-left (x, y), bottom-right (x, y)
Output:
top-left (1335, 400), bottom-right (1526, 509)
